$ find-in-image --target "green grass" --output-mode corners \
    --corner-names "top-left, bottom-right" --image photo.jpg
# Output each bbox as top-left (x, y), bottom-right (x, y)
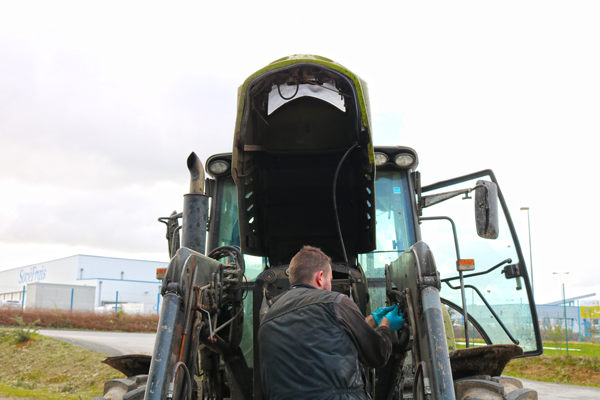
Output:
top-left (540, 341), bottom-right (600, 357)
top-left (0, 329), bottom-right (124, 400)
top-left (505, 355), bottom-right (600, 387)
top-left (454, 338), bottom-right (600, 387)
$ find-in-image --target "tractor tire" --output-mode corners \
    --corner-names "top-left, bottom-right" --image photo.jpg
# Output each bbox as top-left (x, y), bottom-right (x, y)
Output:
top-left (92, 375), bottom-right (148, 400)
top-left (92, 375), bottom-right (201, 400)
top-left (454, 375), bottom-right (537, 400)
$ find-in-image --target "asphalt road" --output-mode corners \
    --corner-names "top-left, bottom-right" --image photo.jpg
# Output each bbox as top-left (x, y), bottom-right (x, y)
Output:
top-left (37, 330), bottom-right (600, 399)
top-left (38, 329), bottom-right (156, 356)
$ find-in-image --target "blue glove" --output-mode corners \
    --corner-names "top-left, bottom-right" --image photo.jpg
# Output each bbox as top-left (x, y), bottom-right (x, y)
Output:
top-left (371, 305), bottom-right (397, 326)
top-left (371, 305), bottom-right (396, 326)
top-left (384, 306), bottom-right (404, 331)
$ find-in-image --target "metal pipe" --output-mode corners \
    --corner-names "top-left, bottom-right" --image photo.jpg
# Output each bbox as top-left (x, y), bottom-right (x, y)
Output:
top-left (145, 293), bottom-right (182, 400)
top-left (421, 287), bottom-right (455, 400)
top-left (419, 216), bottom-right (461, 260)
top-left (563, 283), bottom-right (569, 355)
top-left (521, 207), bottom-right (534, 301)
top-left (182, 152), bottom-right (209, 255)
top-left (187, 152), bottom-right (205, 195)
top-left (459, 271), bottom-right (469, 348)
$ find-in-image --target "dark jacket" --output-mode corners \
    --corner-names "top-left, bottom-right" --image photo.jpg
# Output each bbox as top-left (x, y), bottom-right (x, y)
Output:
top-left (258, 284), bottom-right (392, 400)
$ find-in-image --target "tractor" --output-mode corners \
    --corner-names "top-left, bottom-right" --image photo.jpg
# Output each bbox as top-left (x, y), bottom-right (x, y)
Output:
top-left (95, 55), bottom-right (541, 400)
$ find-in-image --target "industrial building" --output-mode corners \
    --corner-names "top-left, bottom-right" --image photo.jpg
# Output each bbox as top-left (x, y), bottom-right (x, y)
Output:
top-left (0, 255), bottom-right (167, 313)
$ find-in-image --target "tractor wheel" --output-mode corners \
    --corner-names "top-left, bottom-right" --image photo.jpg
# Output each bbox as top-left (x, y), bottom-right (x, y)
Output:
top-left (92, 375), bottom-right (201, 400)
top-left (454, 375), bottom-right (537, 400)
top-left (91, 375), bottom-right (148, 400)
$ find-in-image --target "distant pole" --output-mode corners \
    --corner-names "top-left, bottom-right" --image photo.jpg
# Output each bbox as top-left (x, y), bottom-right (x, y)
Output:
top-left (563, 283), bottom-right (569, 355)
top-left (70, 288), bottom-right (74, 312)
top-left (520, 207), bottom-right (534, 301)
top-left (553, 271), bottom-right (569, 354)
top-left (116, 291), bottom-right (119, 313)
top-left (472, 291), bottom-right (475, 343)
top-left (578, 300), bottom-right (582, 343)
top-left (157, 293), bottom-right (160, 315)
top-left (21, 285), bottom-right (25, 310)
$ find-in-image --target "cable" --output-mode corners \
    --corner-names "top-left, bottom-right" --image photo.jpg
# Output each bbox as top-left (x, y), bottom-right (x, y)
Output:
top-left (277, 82), bottom-right (300, 100)
top-left (413, 361), bottom-right (432, 400)
top-left (208, 245), bottom-right (245, 276)
top-left (168, 361), bottom-right (192, 400)
top-left (332, 143), bottom-right (358, 267)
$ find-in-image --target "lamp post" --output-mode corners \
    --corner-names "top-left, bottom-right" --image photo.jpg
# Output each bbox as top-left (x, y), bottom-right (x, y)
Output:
top-left (553, 272), bottom-right (570, 355)
top-left (520, 207), bottom-right (534, 301)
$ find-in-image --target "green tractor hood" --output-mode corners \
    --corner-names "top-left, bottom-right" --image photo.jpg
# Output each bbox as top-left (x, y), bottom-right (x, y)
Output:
top-left (232, 54), bottom-right (376, 266)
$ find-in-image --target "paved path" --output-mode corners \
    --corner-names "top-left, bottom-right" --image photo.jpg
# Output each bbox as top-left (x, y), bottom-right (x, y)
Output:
top-left (39, 329), bottom-right (156, 356)
top-left (518, 377), bottom-right (600, 399)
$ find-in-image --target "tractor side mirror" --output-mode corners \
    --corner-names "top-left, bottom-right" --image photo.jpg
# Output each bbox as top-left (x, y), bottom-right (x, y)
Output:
top-left (474, 180), bottom-right (499, 239)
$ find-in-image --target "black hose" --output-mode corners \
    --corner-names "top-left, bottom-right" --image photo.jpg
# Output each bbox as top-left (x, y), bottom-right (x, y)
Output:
top-left (332, 143), bottom-right (359, 266)
top-left (413, 361), bottom-right (431, 400)
top-left (170, 361), bottom-right (192, 400)
top-left (277, 82), bottom-right (300, 100)
top-left (208, 245), bottom-right (245, 276)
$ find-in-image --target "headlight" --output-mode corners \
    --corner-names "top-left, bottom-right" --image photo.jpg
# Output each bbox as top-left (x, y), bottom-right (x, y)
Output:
top-left (374, 153), bottom-right (388, 166)
top-left (394, 154), bottom-right (414, 167)
top-left (208, 160), bottom-right (230, 175)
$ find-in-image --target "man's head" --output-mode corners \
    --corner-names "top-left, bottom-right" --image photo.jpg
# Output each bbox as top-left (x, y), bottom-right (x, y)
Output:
top-left (289, 246), bottom-right (332, 291)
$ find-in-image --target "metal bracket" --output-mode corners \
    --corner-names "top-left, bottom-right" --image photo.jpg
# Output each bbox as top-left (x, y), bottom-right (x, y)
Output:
top-left (502, 264), bottom-right (521, 279)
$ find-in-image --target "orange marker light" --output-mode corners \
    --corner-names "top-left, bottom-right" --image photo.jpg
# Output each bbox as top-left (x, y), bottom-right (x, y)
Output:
top-left (156, 268), bottom-right (167, 280)
top-left (457, 259), bottom-right (475, 272)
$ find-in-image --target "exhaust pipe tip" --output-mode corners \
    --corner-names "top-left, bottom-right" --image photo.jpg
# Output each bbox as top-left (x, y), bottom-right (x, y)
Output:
top-left (187, 152), bottom-right (205, 194)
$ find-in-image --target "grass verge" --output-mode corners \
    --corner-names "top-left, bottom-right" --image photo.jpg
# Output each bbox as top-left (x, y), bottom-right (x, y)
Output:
top-left (0, 329), bottom-right (124, 400)
top-left (505, 355), bottom-right (600, 387)
top-left (456, 338), bottom-right (600, 387)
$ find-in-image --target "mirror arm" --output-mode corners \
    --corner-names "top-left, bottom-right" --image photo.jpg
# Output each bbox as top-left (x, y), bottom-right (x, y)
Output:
top-left (441, 258), bottom-right (512, 284)
top-left (421, 188), bottom-right (470, 208)
top-left (421, 183), bottom-right (487, 209)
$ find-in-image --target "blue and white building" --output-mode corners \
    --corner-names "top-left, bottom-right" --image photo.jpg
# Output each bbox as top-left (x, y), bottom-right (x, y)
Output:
top-left (0, 255), bottom-right (167, 313)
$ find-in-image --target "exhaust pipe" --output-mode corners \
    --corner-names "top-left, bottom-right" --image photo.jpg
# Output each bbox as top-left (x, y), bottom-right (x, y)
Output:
top-left (182, 152), bottom-right (209, 254)
top-left (187, 152), bottom-right (205, 195)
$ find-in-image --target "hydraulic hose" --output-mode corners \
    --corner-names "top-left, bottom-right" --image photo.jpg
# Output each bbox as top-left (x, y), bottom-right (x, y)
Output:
top-left (332, 143), bottom-right (358, 266)
top-left (167, 361), bottom-right (192, 400)
top-left (413, 361), bottom-right (432, 400)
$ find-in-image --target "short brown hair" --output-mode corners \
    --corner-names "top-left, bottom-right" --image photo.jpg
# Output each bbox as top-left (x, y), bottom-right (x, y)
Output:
top-left (289, 246), bottom-right (332, 285)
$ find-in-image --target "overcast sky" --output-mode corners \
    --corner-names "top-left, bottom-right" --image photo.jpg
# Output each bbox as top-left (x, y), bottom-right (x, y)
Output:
top-left (1, 1), bottom-right (598, 305)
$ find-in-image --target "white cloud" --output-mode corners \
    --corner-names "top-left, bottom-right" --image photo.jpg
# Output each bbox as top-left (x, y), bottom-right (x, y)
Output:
top-left (0, 1), bottom-right (599, 300)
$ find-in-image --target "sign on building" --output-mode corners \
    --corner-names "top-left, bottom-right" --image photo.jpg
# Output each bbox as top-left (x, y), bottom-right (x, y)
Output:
top-left (580, 300), bottom-right (600, 319)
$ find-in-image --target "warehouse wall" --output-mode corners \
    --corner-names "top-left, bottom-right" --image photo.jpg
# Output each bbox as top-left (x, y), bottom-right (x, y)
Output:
top-left (26, 282), bottom-right (96, 310)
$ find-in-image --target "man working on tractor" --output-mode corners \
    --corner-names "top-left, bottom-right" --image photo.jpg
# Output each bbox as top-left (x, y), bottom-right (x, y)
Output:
top-left (258, 246), bottom-right (403, 400)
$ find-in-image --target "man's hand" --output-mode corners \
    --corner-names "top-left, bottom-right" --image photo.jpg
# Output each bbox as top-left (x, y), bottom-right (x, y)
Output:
top-left (370, 305), bottom-right (396, 326)
top-left (384, 306), bottom-right (403, 331)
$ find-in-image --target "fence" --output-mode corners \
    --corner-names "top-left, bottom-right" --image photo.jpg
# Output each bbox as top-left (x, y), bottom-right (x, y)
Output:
top-left (538, 302), bottom-right (600, 344)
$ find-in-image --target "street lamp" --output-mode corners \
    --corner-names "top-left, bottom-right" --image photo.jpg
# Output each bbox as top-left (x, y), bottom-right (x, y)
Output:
top-left (553, 272), bottom-right (570, 355)
top-left (520, 207), bottom-right (534, 301)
